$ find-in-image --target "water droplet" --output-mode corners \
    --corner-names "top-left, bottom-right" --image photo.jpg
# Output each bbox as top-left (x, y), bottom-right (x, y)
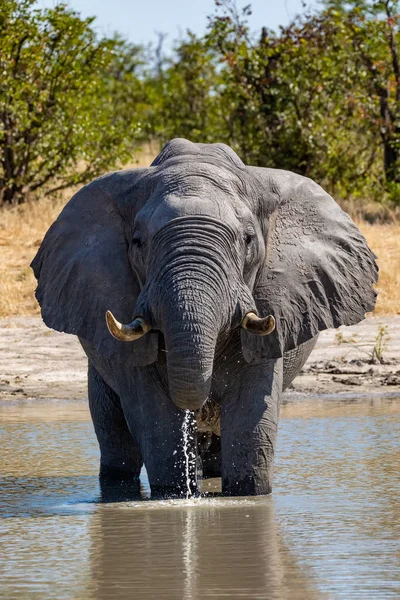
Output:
top-left (182, 410), bottom-right (193, 500)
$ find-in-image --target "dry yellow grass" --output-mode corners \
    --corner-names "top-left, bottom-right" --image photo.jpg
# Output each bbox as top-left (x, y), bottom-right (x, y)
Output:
top-left (357, 221), bottom-right (400, 315)
top-left (0, 151), bottom-right (398, 318)
top-left (0, 194), bottom-right (67, 317)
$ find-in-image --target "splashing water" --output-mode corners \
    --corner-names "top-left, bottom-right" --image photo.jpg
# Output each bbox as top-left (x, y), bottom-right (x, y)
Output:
top-left (182, 410), bottom-right (194, 499)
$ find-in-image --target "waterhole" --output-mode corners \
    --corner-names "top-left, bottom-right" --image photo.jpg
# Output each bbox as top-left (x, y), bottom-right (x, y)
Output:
top-left (0, 397), bottom-right (399, 599)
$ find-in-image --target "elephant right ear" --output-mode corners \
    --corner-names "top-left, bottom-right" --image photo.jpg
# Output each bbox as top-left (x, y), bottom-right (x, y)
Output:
top-left (31, 170), bottom-right (158, 365)
top-left (241, 167), bottom-right (379, 362)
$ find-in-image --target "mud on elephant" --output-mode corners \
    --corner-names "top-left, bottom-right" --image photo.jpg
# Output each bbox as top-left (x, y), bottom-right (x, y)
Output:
top-left (31, 138), bottom-right (378, 497)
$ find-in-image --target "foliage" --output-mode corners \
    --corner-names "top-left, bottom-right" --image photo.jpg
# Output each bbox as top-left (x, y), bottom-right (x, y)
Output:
top-left (323, 0), bottom-right (400, 194)
top-left (143, 33), bottom-right (220, 144)
top-left (148, 0), bottom-right (400, 202)
top-left (2, 0), bottom-right (400, 207)
top-left (0, 0), bottom-right (143, 205)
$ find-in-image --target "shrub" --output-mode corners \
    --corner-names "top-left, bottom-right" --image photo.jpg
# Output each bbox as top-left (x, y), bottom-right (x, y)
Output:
top-left (0, 0), bottom-right (143, 205)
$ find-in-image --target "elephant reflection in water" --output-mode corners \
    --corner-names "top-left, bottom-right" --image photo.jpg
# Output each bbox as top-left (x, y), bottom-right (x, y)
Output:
top-left (87, 501), bottom-right (322, 600)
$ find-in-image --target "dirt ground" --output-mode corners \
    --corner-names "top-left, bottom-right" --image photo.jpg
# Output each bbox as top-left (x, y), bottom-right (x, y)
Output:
top-left (1, 315), bottom-right (399, 402)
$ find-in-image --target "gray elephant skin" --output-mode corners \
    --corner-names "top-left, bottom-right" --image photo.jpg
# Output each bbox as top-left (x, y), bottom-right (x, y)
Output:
top-left (31, 138), bottom-right (378, 497)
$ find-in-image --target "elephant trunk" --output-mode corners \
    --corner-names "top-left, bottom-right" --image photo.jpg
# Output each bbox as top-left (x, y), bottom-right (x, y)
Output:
top-left (162, 283), bottom-right (221, 411)
top-left (147, 217), bottom-right (241, 411)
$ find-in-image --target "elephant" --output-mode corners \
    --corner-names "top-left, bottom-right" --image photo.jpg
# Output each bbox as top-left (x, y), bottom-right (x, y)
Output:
top-left (31, 138), bottom-right (378, 497)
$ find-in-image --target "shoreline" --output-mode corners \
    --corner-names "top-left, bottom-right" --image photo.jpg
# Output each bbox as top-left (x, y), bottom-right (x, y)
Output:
top-left (1, 316), bottom-right (400, 402)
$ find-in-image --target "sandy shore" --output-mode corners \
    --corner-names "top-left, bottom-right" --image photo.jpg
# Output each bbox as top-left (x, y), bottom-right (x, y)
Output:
top-left (1, 316), bottom-right (399, 402)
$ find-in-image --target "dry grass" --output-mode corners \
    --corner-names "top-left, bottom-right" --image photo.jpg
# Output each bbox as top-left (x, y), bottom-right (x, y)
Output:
top-left (0, 148), bottom-right (398, 317)
top-left (357, 221), bottom-right (400, 315)
top-left (0, 194), bottom-right (68, 317)
top-left (341, 198), bottom-right (400, 224)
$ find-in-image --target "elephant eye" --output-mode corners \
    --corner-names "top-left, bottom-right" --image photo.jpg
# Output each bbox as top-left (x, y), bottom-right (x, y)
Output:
top-left (244, 233), bottom-right (253, 246)
top-left (131, 233), bottom-right (143, 249)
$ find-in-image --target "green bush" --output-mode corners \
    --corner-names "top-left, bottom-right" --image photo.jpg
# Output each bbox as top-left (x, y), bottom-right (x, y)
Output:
top-left (2, 0), bottom-right (400, 208)
top-left (0, 0), bottom-right (144, 205)
top-left (147, 0), bottom-right (400, 203)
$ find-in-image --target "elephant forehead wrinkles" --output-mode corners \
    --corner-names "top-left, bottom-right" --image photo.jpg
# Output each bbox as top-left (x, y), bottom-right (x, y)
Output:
top-left (155, 162), bottom-right (253, 201)
top-left (158, 195), bottom-right (239, 227)
top-left (142, 186), bottom-right (248, 237)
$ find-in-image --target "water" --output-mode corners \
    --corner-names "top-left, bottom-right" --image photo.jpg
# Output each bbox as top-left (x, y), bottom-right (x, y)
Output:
top-left (181, 409), bottom-right (195, 499)
top-left (0, 397), bottom-right (399, 599)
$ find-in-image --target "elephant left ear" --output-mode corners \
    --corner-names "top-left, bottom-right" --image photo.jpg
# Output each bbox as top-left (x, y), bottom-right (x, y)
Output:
top-left (241, 167), bottom-right (378, 363)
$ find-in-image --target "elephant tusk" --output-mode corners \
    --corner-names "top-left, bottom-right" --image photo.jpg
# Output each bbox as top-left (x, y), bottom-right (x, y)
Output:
top-left (241, 312), bottom-right (276, 336)
top-left (105, 310), bottom-right (151, 342)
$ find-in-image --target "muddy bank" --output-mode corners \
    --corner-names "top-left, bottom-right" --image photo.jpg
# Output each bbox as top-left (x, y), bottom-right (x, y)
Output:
top-left (287, 316), bottom-right (400, 398)
top-left (1, 316), bottom-right (399, 401)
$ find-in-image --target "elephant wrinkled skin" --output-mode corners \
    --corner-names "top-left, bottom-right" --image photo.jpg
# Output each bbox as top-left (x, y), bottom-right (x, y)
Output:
top-left (31, 138), bottom-right (378, 497)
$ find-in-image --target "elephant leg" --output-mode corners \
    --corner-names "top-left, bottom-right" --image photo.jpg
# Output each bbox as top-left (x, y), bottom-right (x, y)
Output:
top-left (120, 367), bottom-right (198, 498)
top-left (88, 362), bottom-right (142, 482)
top-left (283, 336), bottom-right (318, 390)
top-left (198, 433), bottom-right (222, 478)
top-left (221, 358), bottom-right (283, 496)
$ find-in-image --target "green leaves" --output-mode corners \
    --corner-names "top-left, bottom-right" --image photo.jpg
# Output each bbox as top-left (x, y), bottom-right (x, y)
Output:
top-left (148, 0), bottom-right (400, 203)
top-left (2, 0), bottom-right (400, 206)
top-left (0, 1), bottom-right (143, 205)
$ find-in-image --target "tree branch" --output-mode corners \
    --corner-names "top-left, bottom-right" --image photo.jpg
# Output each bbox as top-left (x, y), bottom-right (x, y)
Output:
top-left (384, 0), bottom-right (400, 103)
top-left (12, 34), bottom-right (29, 77)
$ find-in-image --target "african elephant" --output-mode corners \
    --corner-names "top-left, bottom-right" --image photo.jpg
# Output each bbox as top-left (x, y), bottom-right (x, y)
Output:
top-left (31, 138), bottom-right (378, 497)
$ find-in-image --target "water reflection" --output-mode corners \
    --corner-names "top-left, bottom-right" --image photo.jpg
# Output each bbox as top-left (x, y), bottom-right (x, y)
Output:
top-left (275, 398), bottom-right (400, 599)
top-left (0, 515), bottom-right (91, 599)
top-left (87, 499), bottom-right (321, 600)
top-left (0, 397), bottom-right (399, 599)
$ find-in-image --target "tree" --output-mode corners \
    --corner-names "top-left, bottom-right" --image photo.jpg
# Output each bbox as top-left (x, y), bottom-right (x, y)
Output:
top-left (194, 0), bottom-right (400, 199)
top-left (144, 32), bottom-right (220, 144)
top-left (203, 1), bottom-right (347, 176)
top-left (323, 0), bottom-right (400, 194)
top-left (0, 0), bottom-right (144, 205)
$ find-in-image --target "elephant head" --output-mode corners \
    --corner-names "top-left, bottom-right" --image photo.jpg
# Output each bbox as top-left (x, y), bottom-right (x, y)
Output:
top-left (31, 138), bottom-right (378, 411)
